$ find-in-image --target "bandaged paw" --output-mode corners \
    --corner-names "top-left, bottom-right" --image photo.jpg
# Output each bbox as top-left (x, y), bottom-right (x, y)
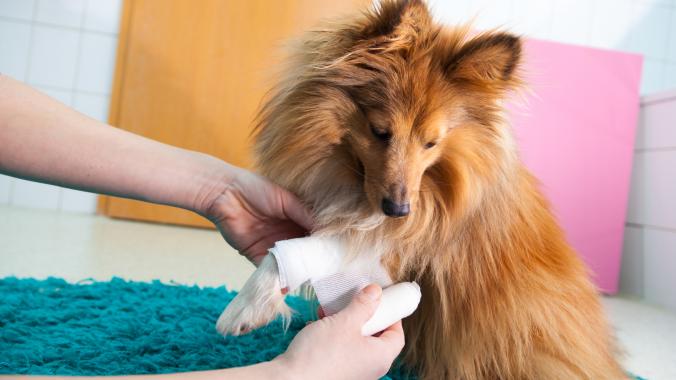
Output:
top-left (268, 235), bottom-right (422, 335)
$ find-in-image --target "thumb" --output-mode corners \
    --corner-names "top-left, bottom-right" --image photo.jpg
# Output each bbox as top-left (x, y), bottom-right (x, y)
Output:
top-left (280, 189), bottom-right (315, 232)
top-left (336, 284), bottom-right (382, 326)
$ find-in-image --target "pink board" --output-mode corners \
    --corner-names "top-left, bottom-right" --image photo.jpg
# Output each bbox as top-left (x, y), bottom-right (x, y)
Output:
top-left (508, 39), bottom-right (643, 294)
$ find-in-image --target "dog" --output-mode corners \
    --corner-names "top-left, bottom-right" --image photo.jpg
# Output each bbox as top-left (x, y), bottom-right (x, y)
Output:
top-left (217, 1), bottom-right (626, 378)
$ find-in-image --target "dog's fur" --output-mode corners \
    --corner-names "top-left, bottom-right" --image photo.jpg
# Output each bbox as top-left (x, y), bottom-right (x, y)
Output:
top-left (217, 1), bottom-right (626, 378)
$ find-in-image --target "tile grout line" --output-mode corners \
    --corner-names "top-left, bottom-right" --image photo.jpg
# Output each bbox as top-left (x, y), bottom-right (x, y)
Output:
top-left (634, 147), bottom-right (676, 153)
top-left (0, 15), bottom-right (118, 37)
top-left (626, 222), bottom-right (676, 234)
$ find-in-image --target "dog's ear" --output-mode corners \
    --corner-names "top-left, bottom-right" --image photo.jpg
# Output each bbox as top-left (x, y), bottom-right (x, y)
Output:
top-left (445, 32), bottom-right (522, 84)
top-left (359, 0), bottom-right (432, 43)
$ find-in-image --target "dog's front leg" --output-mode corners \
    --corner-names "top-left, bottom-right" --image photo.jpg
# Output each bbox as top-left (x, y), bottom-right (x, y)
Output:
top-left (216, 253), bottom-right (291, 336)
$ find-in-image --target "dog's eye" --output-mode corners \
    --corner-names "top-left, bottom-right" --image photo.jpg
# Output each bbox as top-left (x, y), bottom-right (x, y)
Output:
top-left (370, 125), bottom-right (392, 142)
top-left (424, 141), bottom-right (437, 149)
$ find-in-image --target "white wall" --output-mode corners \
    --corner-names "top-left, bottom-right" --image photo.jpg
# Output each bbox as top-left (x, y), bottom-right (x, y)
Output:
top-left (622, 91), bottom-right (676, 312)
top-left (0, 0), bottom-right (121, 213)
top-left (429, 0), bottom-right (676, 94)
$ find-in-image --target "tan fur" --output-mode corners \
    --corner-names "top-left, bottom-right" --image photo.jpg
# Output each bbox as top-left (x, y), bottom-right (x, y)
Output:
top-left (252, 1), bottom-right (626, 378)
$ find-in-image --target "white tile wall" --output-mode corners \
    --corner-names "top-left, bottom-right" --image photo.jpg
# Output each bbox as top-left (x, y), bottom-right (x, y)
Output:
top-left (641, 59), bottom-right (667, 95)
top-left (428, 0), bottom-right (676, 95)
top-left (636, 98), bottom-right (676, 149)
top-left (73, 92), bottom-right (109, 122)
top-left (0, 0), bottom-right (120, 213)
top-left (471, 0), bottom-right (514, 31)
top-left (589, 0), bottom-right (634, 51)
top-left (512, 0), bottom-right (556, 38)
top-left (75, 32), bottom-right (117, 93)
top-left (643, 228), bottom-right (676, 311)
top-left (629, 151), bottom-right (676, 228)
top-left (28, 26), bottom-right (80, 88)
top-left (0, 20), bottom-right (31, 79)
top-left (666, 63), bottom-right (676, 89)
top-left (550, 0), bottom-right (594, 46)
top-left (60, 189), bottom-right (98, 213)
top-left (626, 152), bottom-right (646, 225)
top-left (669, 14), bottom-right (676, 62)
top-left (624, 92), bottom-right (676, 313)
top-left (621, 226), bottom-right (644, 297)
top-left (11, 179), bottom-right (61, 210)
top-left (629, 3), bottom-right (671, 59)
top-left (0, 0), bottom-right (35, 20)
top-left (83, 0), bottom-right (121, 34)
top-left (35, 0), bottom-right (85, 28)
top-left (35, 86), bottom-right (73, 105)
top-left (0, 175), bottom-right (11, 204)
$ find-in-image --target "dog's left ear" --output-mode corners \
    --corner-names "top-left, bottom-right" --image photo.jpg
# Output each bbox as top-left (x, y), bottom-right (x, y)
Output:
top-left (445, 32), bottom-right (522, 84)
top-left (360, 0), bottom-right (432, 44)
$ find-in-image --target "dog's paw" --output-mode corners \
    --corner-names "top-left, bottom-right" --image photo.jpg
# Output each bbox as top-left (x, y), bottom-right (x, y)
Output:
top-left (216, 253), bottom-right (291, 336)
top-left (216, 290), bottom-right (291, 336)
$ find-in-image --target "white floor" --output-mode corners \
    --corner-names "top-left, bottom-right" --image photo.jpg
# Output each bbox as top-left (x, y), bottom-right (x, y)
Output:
top-left (1, 205), bottom-right (675, 379)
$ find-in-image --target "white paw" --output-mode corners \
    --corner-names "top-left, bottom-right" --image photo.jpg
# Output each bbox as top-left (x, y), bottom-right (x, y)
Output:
top-left (216, 289), bottom-right (290, 336)
top-left (216, 254), bottom-right (292, 336)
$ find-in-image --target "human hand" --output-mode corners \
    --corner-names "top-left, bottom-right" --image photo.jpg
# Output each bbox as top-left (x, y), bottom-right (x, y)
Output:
top-left (204, 166), bottom-right (314, 265)
top-left (275, 284), bottom-right (405, 380)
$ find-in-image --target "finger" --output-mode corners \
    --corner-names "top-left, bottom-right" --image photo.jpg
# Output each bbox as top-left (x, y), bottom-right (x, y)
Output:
top-left (374, 320), bottom-right (405, 355)
top-left (279, 190), bottom-right (315, 231)
top-left (336, 284), bottom-right (382, 326)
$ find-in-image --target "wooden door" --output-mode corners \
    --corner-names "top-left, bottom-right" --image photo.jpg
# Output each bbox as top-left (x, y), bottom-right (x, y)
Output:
top-left (99, 0), bottom-right (366, 227)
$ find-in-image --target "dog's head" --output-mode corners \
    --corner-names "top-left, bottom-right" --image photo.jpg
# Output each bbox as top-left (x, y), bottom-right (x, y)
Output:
top-left (255, 0), bottom-right (523, 222)
top-left (336, 0), bottom-right (523, 219)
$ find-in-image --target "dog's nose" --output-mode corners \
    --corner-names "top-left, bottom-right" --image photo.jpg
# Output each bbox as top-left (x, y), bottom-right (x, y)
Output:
top-left (381, 198), bottom-right (410, 217)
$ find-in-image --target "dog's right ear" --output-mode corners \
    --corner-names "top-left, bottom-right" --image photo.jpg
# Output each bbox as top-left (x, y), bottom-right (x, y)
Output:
top-left (444, 32), bottom-right (522, 85)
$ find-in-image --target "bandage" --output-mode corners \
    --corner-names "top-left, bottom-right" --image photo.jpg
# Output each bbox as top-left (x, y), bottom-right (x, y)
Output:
top-left (268, 236), bottom-right (347, 291)
top-left (268, 235), bottom-right (422, 335)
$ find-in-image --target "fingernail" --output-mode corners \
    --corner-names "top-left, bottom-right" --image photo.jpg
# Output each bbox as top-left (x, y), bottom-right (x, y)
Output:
top-left (362, 285), bottom-right (381, 301)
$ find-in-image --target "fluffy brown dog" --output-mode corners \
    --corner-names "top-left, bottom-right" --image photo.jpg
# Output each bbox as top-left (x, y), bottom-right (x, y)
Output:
top-left (218, 1), bottom-right (626, 378)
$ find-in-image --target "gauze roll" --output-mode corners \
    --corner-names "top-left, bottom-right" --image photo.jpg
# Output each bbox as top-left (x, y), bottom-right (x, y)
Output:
top-left (361, 281), bottom-right (421, 336)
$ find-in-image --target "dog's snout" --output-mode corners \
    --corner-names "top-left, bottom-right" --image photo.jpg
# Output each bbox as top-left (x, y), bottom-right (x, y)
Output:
top-left (381, 198), bottom-right (410, 217)
top-left (389, 184), bottom-right (408, 201)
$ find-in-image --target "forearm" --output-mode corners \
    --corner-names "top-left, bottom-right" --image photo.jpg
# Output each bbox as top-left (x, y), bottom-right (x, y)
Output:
top-left (0, 75), bottom-right (231, 215)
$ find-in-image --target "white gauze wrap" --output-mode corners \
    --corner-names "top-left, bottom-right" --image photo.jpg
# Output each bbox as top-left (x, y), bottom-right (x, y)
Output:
top-left (269, 235), bottom-right (421, 335)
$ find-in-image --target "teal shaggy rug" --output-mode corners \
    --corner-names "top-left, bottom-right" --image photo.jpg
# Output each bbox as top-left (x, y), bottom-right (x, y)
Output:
top-left (0, 277), bottom-right (412, 379)
top-left (0, 277), bottom-right (644, 379)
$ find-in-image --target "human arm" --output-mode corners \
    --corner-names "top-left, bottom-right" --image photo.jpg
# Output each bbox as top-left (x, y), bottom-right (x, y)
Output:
top-left (0, 75), bottom-right (312, 263)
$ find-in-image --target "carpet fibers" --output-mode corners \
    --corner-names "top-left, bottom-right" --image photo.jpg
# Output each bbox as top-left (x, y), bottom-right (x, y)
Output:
top-left (0, 277), bottom-right (412, 379)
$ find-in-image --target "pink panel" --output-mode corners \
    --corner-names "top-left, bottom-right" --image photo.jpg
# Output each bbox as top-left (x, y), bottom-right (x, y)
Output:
top-left (508, 39), bottom-right (643, 294)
